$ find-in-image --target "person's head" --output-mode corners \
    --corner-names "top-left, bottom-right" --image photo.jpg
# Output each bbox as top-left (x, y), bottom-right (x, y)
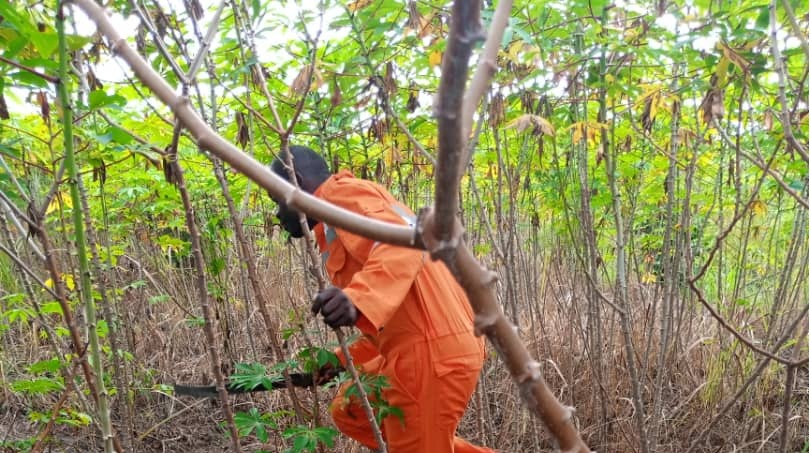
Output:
top-left (269, 145), bottom-right (331, 238)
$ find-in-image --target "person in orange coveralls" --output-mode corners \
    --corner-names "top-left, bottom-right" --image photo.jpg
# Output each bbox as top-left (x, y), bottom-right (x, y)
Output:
top-left (270, 145), bottom-right (494, 453)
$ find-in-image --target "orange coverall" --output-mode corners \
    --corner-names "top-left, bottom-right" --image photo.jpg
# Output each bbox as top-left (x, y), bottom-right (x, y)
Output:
top-left (313, 170), bottom-right (494, 453)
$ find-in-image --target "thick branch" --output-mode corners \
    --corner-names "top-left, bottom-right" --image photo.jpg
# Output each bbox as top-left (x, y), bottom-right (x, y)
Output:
top-left (461, 0), bottom-right (513, 144)
top-left (433, 1), bottom-right (484, 256)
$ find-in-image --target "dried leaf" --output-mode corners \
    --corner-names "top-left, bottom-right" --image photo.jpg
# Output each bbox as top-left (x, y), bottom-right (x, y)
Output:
top-left (289, 64), bottom-right (323, 96)
top-left (347, 0), bottom-right (374, 12)
top-left (37, 91), bottom-right (50, 125)
top-left (185, 0), bottom-right (204, 20)
top-left (235, 112), bottom-right (249, 148)
top-left (505, 114), bottom-right (555, 137)
top-left (406, 1), bottom-right (421, 29)
top-left (641, 96), bottom-right (654, 132)
top-left (641, 272), bottom-right (658, 284)
top-left (92, 159), bottom-right (107, 186)
top-left (331, 78), bottom-right (342, 108)
top-left (86, 67), bottom-right (103, 91)
top-left (763, 110), bottom-right (773, 131)
top-left (367, 118), bottom-right (388, 143)
top-left (677, 128), bottom-right (696, 148)
top-left (162, 154), bottom-right (178, 187)
top-left (388, 144), bottom-right (401, 164)
top-left (699, 75), bottom-right (725, 126)
top-left (700, 87), bottom-right (725, 125)
top-left (384, 62), bottom-right (397, 96)
top-left (406, 83), bottom-right (419, 113)
top-left (719, 41), bottom-right (750, 74)
top-left (488, 93), bottom-right (504, 127)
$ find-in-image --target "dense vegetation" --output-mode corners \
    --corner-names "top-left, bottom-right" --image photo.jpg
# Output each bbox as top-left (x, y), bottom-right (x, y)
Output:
top-left (0, 0), bottom-right (807, 452)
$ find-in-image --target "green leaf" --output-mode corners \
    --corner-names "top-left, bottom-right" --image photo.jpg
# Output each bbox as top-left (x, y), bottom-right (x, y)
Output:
top-left (109, 126), bottom-right (134, 145)
top-left (88, 90), bottom-right (127, 110)
top-left (28, 358), bottom-right (62, 374)
top-left (8, 71), bottom-right (49, 88)
top-left (754, 5), bottom-right (770, 29)
top-left (230, 362), bottom-right (283, 391)
top-left (11, 377), bottom-right (64, 395)
top-left (234, 407), bottom-right (276, 442)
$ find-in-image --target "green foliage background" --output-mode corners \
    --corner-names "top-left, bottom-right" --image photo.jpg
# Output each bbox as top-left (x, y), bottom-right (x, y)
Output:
top-left (0, 0), bottom-right (807, 451)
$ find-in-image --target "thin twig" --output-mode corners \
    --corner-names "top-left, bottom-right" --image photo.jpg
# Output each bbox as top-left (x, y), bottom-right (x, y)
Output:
top-left (460, 0), bottom-right (513, 158)
top-left (713, 119), bottom-right (808, 209)
top-left (0, 244), bottom-right (58, 299)
top-left (186, 0), bottom-right (227, 81)
top-left (769, 0), bottom-right (808, 159)
top-left (130, 0), bottom-right (189, 84)
top-left (0, 55), bottom-right (59, 83)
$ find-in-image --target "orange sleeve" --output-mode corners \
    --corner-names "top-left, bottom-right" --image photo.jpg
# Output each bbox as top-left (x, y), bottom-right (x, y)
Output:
top-left (323, 179), bottom-right (425, 332)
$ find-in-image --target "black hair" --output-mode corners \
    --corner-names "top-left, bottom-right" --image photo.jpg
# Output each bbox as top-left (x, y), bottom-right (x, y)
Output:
top-left (270, 145), bottom-right (331, 193)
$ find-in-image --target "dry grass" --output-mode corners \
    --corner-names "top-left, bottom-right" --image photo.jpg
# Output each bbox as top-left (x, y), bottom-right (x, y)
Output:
top-left (0, 227), bottom-right (807, 453)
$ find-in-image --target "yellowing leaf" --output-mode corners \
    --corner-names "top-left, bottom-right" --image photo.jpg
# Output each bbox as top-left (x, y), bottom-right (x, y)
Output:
top-left (347, 0), bottom-right (373, 12)
top-left (572, 122), bottom-right (584, 144)
top-left (641, 272), bottom-right (658, 284)
top-left (385, 145), bottom-right (401, 166)
top-left (62, 273), bottom-right (75, 291)
top-left (506, 40), bottom-right (524, 64)
top-left (428, 50), bottom-right (442, 67)
top-left (46, 192), bottom-right (70, 214)
top-left (751, 199), bottom-right (767, 217)
top-left (715, 55), bottom-right (730, 86)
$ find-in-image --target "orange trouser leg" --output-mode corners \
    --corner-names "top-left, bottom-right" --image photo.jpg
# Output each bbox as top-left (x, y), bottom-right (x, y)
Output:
top-left (453, 437), bottom-right (496, 453)
top-left (330, 342), bottom-right (495, 453)
top-left (329, 354), bottom-right (385, 449)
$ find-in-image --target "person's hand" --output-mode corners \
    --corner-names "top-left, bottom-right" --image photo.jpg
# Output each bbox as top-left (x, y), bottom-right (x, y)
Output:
top-left (314, 362), bottom-right (345, 386)
top-left (311, 286), bottom-right (358, 328)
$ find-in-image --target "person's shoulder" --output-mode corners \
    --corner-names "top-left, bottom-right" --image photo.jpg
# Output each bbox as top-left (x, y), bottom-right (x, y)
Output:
top-left (326, 172), bottom-right (389, 198)
top-left (320, 172), bottom-right (390, 213)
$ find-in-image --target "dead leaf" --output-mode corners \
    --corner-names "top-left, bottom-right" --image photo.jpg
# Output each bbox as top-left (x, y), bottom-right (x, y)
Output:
top-left (406, 83), bottom-right (419, 113)
top-left (719, 41), bottom-right (750, 75)
top-left (384, 62), bottom-right (397, 96)
top-left (367, 117), bottom-right (388, 143)
top-left (488, 93), bottom-right (504, 127)
top-left (331, 78), bottom-right (342, 107)
top-left (406, 1), bottom-right (421, 29)
top-left (700, 74), bottom-right (724, 125)
top-left (506, 114), bottom-right (555, 136)
top-left (235, 112), bottom-right (249, 148)
top-left (37, 91), bottom-right (50, 125)
top-left (348, 0), bottom-right (373, 12)
top-left (92, 159), bottom-right (107, 186)
top-left (289, 64), bottom-right (323, 96)
top-left (185, 0), bottom-right (204, 20)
